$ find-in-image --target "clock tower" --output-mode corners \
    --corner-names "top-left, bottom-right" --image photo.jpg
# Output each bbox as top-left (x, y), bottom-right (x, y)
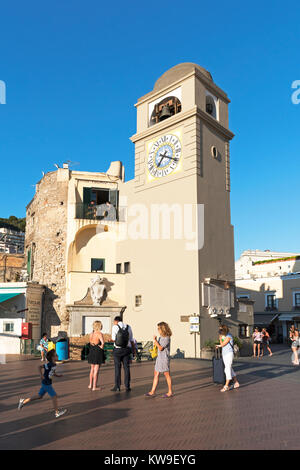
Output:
top-left (124, 63), bottom-right (239, 357)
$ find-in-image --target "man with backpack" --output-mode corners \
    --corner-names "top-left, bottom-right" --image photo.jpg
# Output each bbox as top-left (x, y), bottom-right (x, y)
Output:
top-left (111, 316), bottom-right (136, 392)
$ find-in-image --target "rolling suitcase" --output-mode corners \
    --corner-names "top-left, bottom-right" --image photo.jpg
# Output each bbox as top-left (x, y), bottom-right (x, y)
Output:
top-left (212, 347), bottom-right (225, 384)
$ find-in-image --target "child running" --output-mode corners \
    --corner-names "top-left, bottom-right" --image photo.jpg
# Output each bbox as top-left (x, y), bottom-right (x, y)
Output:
top-left (18, 349), bottom-right (67, 418)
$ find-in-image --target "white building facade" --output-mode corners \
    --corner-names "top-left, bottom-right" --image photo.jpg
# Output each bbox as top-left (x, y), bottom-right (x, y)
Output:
top-left (236, 250), bottom-right (300, 342)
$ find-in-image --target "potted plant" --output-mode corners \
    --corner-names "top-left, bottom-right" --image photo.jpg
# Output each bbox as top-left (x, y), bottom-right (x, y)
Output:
top-left (201, 339), bottom-right (218, 359)
top-left (233, 337), bottom-right (243, 357)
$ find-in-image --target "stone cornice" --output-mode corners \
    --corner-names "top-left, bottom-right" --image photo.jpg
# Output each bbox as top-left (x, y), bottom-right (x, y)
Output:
top-left (130, 105), bottom-right (234, 143)
top-left (196, 106), bottom-right (235, 140)
top-left (136, 69), bottom-right (230, 106)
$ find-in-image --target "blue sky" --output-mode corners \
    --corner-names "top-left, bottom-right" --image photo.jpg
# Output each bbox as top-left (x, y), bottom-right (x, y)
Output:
top-left (0, 0), bottom-right (299, 259)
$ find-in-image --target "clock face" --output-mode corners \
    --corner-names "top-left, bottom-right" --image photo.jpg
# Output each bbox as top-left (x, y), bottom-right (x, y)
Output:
top-left (147, 134), bottom-right (182, 178)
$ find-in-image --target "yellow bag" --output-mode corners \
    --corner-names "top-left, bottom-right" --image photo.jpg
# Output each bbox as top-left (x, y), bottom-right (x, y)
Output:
top-left (47, 341), bottom-right (55, 352)
top-left (150, 344), bottom-right (158, 359)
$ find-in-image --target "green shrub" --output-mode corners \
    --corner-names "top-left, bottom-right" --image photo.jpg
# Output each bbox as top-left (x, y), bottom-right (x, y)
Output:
top-left (233, 337), bottom-right (243, 349)
top-left (204, 339), bottom-right (219, 349)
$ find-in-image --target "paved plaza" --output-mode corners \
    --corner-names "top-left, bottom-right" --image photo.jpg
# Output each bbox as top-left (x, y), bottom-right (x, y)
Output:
top-left (1, 345), bottom-right (300, 450)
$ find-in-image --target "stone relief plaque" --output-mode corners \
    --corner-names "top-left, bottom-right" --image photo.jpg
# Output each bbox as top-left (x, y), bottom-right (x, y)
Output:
top-left (201, 283), bottom-right (234, 309)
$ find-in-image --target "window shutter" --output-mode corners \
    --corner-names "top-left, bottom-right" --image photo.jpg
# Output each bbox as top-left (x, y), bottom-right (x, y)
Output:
top-left (83, 188), bottom-right (92, 204)
top-left (27, 249), bottom-right (31, 275)
top-left (109, 189), bottom-right (118, 208)
top-left (109, 189), bottom-right (119, 220)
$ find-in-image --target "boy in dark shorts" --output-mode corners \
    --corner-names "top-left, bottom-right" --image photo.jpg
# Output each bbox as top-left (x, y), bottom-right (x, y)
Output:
top-left (18, 349), bottom-right (67, 418)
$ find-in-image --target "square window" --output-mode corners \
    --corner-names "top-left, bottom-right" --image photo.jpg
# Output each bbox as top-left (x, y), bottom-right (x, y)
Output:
top-left (239, 324), bottom-right (249, 338)
top-left (135, 295), bottom-right (142, 307)
top-left (295, 293), bottom-right (300, 307)
top-left (91, 258), bottom-right (105, 272)
top-left (4, 322), bottom-right (14, 332)
top-left (124, 262), bottom-right (131, 273)
top-left (116, 263), bottom-right (122, 274)
top-left (266, 294), bottom-right (276, 309)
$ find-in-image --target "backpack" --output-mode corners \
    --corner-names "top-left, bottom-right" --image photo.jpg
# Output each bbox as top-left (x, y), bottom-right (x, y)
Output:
top-left (115, 324), bottom-right (130, 348)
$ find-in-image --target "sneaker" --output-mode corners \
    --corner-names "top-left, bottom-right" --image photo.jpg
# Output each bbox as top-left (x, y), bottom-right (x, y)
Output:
top-left (55, 409), bottom-right (67, 418)
top-left (18, 398), bottom-right (25, 410)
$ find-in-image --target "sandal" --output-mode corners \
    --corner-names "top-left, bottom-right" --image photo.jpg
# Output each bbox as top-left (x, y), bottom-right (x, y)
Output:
top-left (145, 392), bottom-right (156, 397)
top-left (162, 393), bottom-right (174, 398)
top-left (220, 385), bottom-right (230, 392)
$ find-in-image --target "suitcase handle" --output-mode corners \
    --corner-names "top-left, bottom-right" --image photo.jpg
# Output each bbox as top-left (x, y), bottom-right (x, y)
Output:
top-left (214, 346), bottom-right (222, 358)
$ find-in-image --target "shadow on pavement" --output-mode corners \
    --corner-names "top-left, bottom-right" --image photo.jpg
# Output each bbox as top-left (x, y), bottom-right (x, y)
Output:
top-left (0, 403), bottom-right (130, 450)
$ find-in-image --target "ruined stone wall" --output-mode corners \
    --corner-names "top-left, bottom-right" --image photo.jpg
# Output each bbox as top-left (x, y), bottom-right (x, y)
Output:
top-left (25, 170), bottom-right (70, 337)
top-left (0, 253), bottom-right (25, 282)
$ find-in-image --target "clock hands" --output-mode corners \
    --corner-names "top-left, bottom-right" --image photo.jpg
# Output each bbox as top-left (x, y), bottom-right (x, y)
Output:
top-left (157, 150), bottom-right (169, 167)
top-left (157, 150), bottom-right (179, 167)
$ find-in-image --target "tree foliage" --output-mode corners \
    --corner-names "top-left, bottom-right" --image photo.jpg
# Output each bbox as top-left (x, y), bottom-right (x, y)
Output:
top-left (0, 216), bottom-right (26, 232)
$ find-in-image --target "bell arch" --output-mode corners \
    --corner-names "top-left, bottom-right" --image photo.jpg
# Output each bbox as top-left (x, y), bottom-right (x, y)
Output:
top-left (149, 95), bottom-right (182, 126)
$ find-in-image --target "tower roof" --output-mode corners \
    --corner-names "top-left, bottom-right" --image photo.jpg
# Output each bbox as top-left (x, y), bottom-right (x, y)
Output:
top-left (138, 62), bottom-right (215, 103)
top-left (153, 62), bottom-right (213, 92)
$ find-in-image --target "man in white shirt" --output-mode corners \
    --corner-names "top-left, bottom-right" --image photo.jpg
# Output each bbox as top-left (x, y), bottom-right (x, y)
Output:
top-left (111, 316), bottom-right (136, 392)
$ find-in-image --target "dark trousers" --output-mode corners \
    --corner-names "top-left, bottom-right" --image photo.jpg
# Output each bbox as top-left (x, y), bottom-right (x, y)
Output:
top-left (113, 347), bottom-right (131, 389)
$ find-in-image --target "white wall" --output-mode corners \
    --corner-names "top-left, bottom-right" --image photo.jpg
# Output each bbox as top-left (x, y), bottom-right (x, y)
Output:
top-left (0, 334), bottom-right (21, 354)
top-left (0, 318), bottom-right (23, 336)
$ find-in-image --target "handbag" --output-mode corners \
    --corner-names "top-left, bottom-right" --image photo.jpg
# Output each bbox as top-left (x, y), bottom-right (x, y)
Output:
top-left (150, 344), bottom-right (158, 359)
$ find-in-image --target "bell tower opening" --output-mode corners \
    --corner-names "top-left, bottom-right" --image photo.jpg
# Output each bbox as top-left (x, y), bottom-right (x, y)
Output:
top-left (149, 95), bottom-right (182, 126)
top-left (205, 93), bottom-right (218, 120)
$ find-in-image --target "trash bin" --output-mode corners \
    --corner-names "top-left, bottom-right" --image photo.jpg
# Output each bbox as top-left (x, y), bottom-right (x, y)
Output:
top-left (56, 338), bottom-right (69, 361)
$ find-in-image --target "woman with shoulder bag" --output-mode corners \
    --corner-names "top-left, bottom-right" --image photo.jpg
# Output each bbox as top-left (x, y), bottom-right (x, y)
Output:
top-left (216, 325), bottom-right (240, 392)
top-left (145, 322), bottom-right (173, 398)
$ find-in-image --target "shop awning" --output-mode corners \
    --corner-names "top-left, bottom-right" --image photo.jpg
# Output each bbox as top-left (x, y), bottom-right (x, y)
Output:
top-left (0, 293), bottom-right (21, 303)
top-left (254, 314), bottom-right (274, 325)
top-left (276, 313), bottom-right (300, 321)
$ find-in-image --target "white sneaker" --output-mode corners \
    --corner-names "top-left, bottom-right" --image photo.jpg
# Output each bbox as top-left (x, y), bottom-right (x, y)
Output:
top-left (55, 409), bottom-right (67, 418)
top-left (18, 398), bottom-right (25, 410)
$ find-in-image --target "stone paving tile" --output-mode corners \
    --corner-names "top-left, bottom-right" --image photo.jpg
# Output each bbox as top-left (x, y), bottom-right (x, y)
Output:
top-left (1, 345), bottom-right (300, 450)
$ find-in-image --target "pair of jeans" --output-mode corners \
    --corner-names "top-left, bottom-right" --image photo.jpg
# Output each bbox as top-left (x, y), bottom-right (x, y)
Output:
top-left (113, 347), bottom-right (131, 389)
top-left (222, 352), bottom-right (236, 381)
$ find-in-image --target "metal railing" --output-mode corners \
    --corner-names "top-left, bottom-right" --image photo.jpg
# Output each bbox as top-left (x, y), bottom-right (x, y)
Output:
top-left (75, 203), bottom-right (118, 221)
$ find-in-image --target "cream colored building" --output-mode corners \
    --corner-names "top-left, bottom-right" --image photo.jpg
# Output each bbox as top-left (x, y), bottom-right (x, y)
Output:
top-left (236, 251), bottom-right (300, 342)
top-left (236, 250), bottom-right (300, 279)
top-left (25, 63), bottom-right (253, 357)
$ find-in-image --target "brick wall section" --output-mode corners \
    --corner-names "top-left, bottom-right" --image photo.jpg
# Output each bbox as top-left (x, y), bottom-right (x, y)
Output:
top-left (25, 170), bottom-right (69, 337)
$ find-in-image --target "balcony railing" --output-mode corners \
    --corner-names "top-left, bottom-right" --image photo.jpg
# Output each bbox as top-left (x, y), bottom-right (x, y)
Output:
top-left (75, 203), bottom-right (118, 221)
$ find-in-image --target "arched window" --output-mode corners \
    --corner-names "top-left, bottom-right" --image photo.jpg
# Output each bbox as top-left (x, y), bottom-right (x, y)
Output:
top-left (149, 96), bottom-right (181, 126)
top-left (206, 94), bottom-right (217, 119)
